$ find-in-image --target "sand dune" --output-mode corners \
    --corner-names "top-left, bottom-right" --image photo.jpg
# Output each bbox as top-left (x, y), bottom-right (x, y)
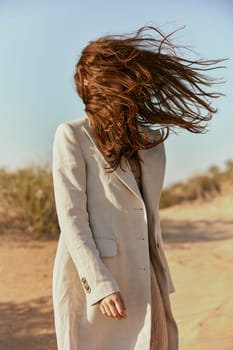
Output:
top-left (166, 235), bottom-right (233, 350)
top-left (0, 200), bottom-right (232, 349)
top-left (161, 198), bottom-right (233, 350)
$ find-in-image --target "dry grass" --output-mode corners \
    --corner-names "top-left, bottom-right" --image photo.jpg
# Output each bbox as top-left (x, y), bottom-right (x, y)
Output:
top-left (160, 160), bottom-right (233, 208)
top-left (0, 159), bottom-right (232, 239)
top-left (0, 166), bottom-right (59, 239)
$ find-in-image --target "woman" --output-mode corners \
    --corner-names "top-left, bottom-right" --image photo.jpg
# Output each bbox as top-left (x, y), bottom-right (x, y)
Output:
top-left (52, 26), bottom-right (224, 350)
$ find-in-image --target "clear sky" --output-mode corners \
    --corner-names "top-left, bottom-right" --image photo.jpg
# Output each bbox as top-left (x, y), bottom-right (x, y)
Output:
top-left (0, 0), bottom-right (232, 186)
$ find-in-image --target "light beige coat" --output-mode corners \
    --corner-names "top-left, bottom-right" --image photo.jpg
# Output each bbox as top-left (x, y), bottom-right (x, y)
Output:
top-left (52, 116), bottom-right (176, 350)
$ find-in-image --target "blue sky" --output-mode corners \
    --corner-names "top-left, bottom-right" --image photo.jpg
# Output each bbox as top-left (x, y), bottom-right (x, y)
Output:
top-left (0, 0), bottom-right (232, 186)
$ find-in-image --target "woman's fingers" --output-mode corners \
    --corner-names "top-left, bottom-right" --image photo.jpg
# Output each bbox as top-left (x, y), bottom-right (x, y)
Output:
top-left (102, 303), bottom-right (112, 317)
top-left (102, 300), bottom-right (122, 320)
top-left (114, 296), bottom-right (127, 318)
top-left (99, 299), bottom-right (116, 318)
top-left (99, 303), bottom-right (107, 316)
top-left (108, 300), bottom-right (123, 320)
top-left (98, 292), bottom-right (127, 320)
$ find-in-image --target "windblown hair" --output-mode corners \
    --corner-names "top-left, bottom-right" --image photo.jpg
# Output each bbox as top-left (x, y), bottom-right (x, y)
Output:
top-left (74, 26), bottom-right (225, 171)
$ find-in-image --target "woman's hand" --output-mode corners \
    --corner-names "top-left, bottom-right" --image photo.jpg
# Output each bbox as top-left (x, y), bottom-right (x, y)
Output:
top-left (98, 291), bottom-right (127, 320)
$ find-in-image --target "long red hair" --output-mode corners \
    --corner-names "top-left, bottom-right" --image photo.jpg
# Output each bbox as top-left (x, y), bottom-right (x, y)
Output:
top-left (74, 26), bottom-right (225, 170)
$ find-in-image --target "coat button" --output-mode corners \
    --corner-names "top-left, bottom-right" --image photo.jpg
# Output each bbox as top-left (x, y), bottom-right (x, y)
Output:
top-left (81, 277), bottom-right (87, 283)
top-left (86, 286), bottom-right (91, 293)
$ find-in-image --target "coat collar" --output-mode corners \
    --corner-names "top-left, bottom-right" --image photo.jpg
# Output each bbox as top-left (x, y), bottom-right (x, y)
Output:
top-left (81, 116), bottom-right (164, 207)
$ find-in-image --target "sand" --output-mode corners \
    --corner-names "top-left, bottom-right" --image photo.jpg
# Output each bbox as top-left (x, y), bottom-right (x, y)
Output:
top-left (0, 200), bottom-right (232, 349)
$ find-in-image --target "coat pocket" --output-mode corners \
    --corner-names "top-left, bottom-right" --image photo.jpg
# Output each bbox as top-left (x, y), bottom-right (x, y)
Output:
top-left (94, 238), bottom-right (117, 257)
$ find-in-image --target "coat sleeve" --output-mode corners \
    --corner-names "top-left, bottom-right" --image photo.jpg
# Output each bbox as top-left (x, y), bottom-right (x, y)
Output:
top-left (52, 122), bottom-right (120, 306)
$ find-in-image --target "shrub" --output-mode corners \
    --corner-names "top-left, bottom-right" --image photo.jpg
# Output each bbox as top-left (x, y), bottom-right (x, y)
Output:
top-left (0, 166), bottom-right (59, 239)
top-left (160, 159), bottom-right (232, 209)
top-left (0, 159), bottom-right (232, 237)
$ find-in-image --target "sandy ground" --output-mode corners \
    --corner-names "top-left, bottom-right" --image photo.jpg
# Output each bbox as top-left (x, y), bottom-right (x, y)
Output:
top-left (0, 201), bottom-right (232, 349)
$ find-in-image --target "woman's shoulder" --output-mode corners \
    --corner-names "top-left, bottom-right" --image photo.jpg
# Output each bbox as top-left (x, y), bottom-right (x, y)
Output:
top-left (53, 116), bottom-right (91, 155)
top-left (54, 116), bottom-right (91, 144)
top-left (53, 117), bottom-right (90, 163)
top-left (55, 116), bottom-right (89, 134)
top-left (138, 124), bottom-right (164, 143)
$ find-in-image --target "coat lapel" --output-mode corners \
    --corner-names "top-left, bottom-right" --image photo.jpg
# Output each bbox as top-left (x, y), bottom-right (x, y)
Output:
top-left (82, 117), bottom-right (164, 208)
top-left (138, 146), bottom-right (164, 213)
top-left (82, 119), bottom-right (143, 202)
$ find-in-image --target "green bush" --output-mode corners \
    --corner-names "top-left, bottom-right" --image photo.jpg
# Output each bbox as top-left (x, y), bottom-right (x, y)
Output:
top-left (0, 166), bottom-right (59, 239)
top-left (160, 160), bottom-right (232, 209)
top-left (0, 159), bottom-right (232, 238)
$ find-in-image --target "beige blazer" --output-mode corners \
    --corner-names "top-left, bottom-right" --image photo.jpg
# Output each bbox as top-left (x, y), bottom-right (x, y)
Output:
top-left (52, 116), bottom-right (176, 350)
